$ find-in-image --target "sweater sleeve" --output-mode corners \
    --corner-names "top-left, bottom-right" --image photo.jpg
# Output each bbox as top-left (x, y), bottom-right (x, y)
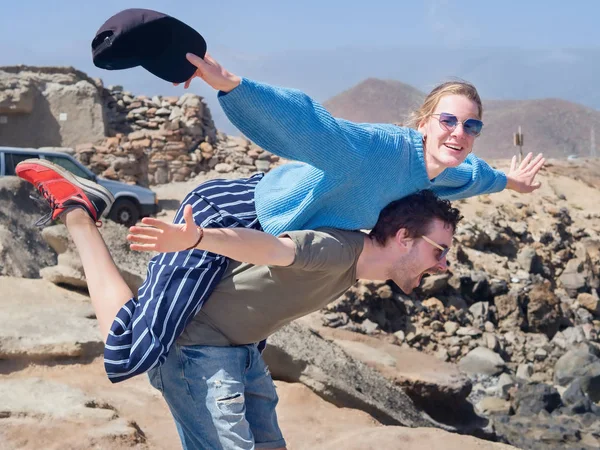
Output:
top-left (218, 78), bottom-right (373, 174)
top-left (435, 154), bottom-right (507, 200)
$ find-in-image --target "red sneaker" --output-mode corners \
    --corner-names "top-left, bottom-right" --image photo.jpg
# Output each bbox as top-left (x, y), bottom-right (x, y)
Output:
top-left (15, 159), bottom-right (115, 226)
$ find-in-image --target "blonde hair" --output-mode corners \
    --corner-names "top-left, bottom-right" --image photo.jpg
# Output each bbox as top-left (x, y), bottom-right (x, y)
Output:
top-left (404, 80), bottom-right (483, 129)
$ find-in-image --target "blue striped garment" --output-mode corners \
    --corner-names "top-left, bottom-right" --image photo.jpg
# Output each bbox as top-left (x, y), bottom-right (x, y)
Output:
top-left (104, 174), bottom-right (264, 383)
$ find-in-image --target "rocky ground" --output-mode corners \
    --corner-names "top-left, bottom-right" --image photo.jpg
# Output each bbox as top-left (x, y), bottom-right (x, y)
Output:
top-left (1, 154), bottom-right (599, 449)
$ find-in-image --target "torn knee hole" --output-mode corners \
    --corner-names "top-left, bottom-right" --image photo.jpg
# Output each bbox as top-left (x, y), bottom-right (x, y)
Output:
top-left (216, 393), bottom-right (244, 404)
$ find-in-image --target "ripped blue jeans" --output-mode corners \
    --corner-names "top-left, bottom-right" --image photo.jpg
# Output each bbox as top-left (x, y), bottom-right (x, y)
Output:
top-left (148, 344), bottom-right (286, 450)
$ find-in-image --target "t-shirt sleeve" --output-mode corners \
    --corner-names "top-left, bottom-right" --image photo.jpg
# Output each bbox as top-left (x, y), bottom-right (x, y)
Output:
top-left (278, 229), bottom-right (362, 272)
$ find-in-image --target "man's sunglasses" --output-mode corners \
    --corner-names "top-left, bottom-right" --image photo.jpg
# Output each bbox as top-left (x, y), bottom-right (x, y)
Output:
top-left (421, 235), bottom-right (450, 261)
top-left (431, 112), bottom-right (483, 137)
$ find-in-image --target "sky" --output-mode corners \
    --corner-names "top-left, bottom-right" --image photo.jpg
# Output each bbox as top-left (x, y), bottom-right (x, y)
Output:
top-left (2, 0), bottom-right (598, 63)
top-left (1, 1), bottom-right (599, 131)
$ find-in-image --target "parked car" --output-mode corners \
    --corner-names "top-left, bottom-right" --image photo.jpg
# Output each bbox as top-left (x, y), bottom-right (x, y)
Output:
top-left (0, 146), bottom-right (159, 226)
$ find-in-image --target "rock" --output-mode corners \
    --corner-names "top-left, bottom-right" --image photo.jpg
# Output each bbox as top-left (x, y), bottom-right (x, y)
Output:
top-left (361, 318), bottom-right (379, 334)
top-left (495, 291), bottom-right (525, 331)
top-left (461, 271), bottom-right (492, 303)
top-left (477, 396), bottom-right (511, 415)
top-left (0, 377), bottom-right (145, 448)
top-left (292, 320), bottom-right (476, 431)
top-left (435, 348), bottom-right (449, 361)
top-left (562, 375), bottom-right (600, 412)
top-left (255, 159), bottom-right (271, 172)
top-left (559, 256), bottom-right (594, 297)
top-left (39, 223), bottom-right (147, 295)
top-left (576, 307), bottom-right (594, 323)
top-left (0, 377), bottom-right (114, 420)
top-left (554, 345), bottom-right (600, 386)
top-left (526, 284), bottom-right (561, 338)
top-left (215, 163), bottom-right (234, 173)
top-left (0, 277), bottom-right (102, 359)
top-left (497, 373), bottom-right (516, 398)
top-left (419, 274), bottom-right (450, 296)
top-left (578, 292), bottom-right (600, 316)
top-left (516, 363), bottom-right (533, 381)
top-left (456, 327), bottom-right (482, 337)
top-left (534, 348), bottom-right (548, 360)
top-left (469, 301), bottom-right (489, 325)
top-left (458, 347), bottom-right (506, 376)
top-left (262, 322), bottom-right (432, 427)
top-left (562, 326), bottom-right (587, 345)
top-left (422, 297), bottom-right (444, 311)
top-left (484, 333), bottom-right (499, 352)
top-left (512, 383), bottom-right (562, 416)
top-left (394, 330), bottom-right (405, 343)
top-left (154, 107), bottom-right (171, 116)
top-left (517, 247), bottom-right (543, 274)
top-left (0, 178), bottom-right (57, 278)
top-left (444, 321), bottom-right (459, 336)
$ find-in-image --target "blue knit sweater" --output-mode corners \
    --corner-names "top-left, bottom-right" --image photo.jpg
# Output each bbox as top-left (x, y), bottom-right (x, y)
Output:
top-left (219, 78), bottom-right (507, 235)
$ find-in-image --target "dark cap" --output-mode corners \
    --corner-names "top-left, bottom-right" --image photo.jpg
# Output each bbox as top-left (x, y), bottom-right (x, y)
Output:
top-left (92, 8), bottom-right (207, 83)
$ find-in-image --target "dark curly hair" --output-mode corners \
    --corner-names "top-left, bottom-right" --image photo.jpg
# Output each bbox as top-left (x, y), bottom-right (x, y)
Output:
top-left (369, 190), bottom-right (463, 245)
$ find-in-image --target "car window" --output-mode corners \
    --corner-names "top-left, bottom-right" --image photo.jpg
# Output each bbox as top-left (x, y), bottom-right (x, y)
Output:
top-left (44, 155), bottom-right (94, 180)
top-left (4, 153), bottom-right (36, 176)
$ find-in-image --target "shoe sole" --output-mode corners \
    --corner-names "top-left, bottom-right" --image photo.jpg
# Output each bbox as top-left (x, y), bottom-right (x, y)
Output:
top-left (20, 158), bottom-right (115, 214)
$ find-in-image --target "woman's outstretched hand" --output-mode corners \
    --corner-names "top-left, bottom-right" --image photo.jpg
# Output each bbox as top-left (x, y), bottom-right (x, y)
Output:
top-left (128, 205), bottom-right (201, 253)
top-left (505, 152), bottom-right (545, 193)
top-left (174, 52), bottom-right (241, 92)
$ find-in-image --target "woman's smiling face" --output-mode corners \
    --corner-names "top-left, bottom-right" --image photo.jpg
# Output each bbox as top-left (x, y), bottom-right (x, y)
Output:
top-left (418, 94), bottom-right (481, 169)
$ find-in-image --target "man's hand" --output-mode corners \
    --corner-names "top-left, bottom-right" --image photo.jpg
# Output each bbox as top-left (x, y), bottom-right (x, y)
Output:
top-left (505, 152), bottom-right (545, 193)
top-left (127, 205), bottom-right (200, 253)
top-left (174, 52), bottom-right (242, 92)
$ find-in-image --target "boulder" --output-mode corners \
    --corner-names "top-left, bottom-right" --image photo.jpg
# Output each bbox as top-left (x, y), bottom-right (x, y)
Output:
top-left (0, 277), bottom-right (102, 360)
top-left (458, 346), bottom-right (506, 376)
top-left (39, 222), bottom-right (150, 294)
top-left (301, 321), bottom-right (474, 427)
top-left (554, 344), bottom-right (600, 387)
top-left (0, 178), bottom-right (57, 278)
top-left (262, 321), bottom-right (432, 428)
top-left (526, 284), bottom-right (562, 338)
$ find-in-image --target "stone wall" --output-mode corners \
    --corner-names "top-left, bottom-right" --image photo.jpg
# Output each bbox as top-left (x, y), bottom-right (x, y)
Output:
top-left (75, 87), bottom-right (279, 186)
top-left (0, 66), bottom-right (106, 148)
top-left (0, 66), bottom-right (280, 186)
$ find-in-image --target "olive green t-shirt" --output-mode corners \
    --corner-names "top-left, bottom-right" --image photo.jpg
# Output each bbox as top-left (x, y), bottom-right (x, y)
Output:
top-left (177, 228), bottom-right (364, 346)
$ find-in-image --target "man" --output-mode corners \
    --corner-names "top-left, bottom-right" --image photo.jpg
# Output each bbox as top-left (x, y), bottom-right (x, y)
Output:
top-left (16, 159), bottom-right (460, 450)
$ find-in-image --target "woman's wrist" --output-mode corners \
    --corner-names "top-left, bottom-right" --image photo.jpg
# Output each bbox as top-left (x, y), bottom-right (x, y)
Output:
top-left (220, 75), bottom-right (242, 93)
top-left (185, 227), bottom-right (204, 250)
top-left (505, 174), bottom-right (515, 191)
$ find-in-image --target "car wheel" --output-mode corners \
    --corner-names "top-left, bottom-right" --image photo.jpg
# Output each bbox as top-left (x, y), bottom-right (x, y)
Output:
top-left (109, 199), bottom-right (140, 227)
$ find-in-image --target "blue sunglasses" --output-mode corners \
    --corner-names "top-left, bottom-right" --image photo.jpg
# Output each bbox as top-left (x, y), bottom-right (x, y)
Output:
top-left (432, 112), bottom-right (483, 137)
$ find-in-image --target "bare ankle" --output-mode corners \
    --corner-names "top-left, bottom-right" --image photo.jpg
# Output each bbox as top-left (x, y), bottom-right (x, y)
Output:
top-left (63, 207), bottom-right (94, 227)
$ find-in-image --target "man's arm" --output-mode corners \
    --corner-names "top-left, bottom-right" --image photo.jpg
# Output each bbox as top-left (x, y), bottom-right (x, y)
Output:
top-left (127, 204), bottom-right (296, 267)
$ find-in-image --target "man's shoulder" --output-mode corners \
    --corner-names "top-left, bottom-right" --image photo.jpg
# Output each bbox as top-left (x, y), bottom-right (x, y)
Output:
top-left (280, 228), bottom-right (364, 272)
top-left (284, 228), bottom-right (364, 246)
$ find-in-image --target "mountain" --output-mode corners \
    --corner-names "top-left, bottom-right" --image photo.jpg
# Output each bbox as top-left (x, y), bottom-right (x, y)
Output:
top-left (323, 78), bottom-right (424, 124)
top-left (323, 78), bottom-right (600, 159)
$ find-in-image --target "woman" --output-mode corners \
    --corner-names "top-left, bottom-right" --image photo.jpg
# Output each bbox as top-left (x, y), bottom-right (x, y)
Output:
top-left (180, 53), bottom-right (543, 235)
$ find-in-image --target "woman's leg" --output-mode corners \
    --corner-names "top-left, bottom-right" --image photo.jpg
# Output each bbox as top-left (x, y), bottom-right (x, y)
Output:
top-left (16, 159), bottom-right (265, 383)
top-left (62, 208), bottom-right (133, 340)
